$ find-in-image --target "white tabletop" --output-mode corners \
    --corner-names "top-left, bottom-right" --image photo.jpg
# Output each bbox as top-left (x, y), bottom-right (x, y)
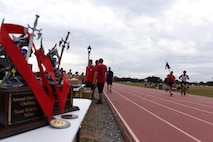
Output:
top-left (1, 98), bottom-right (92, 142)
top-left (73, 84), bottom-right (85, 91)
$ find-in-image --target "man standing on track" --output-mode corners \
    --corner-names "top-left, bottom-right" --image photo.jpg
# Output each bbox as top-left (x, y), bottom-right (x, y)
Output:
top-left (179, 70), bottom-right (189, 96)
top-left (166, 71), bottom-right (176, 96)
top-left (93, 58), bottom-right (107, 104)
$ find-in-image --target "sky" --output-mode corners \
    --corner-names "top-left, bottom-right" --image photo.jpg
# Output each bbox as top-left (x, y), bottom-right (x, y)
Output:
top-left (1, 0), bottom-right (213, 82)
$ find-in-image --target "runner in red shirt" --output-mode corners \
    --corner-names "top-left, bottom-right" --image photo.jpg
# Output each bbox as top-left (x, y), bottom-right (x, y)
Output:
top-left (93, 58), bottom-right (107, 104)
top-left (166, 71), bottom-right (175, 96)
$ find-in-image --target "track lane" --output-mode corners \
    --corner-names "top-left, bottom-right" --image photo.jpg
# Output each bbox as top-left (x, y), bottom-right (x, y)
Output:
top-left (106, 92), bottom-right (197, 141)
top-left (120, 88), bottom-right (213, 124)
top-left (104, 83), bottom-right (213, 142)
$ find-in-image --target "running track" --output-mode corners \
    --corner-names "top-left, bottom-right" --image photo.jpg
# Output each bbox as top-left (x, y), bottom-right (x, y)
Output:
top-left (103, 83), bottom-right (213, 142)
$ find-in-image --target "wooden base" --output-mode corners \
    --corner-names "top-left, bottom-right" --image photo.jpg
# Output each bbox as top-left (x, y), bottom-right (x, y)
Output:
top-left (0, 86), bottom-right (79, 139)
top-left (83, 87), bottom-right (92, 99)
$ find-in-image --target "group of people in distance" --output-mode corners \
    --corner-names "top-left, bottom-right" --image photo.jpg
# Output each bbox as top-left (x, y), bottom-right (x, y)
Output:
top-left (166, 70), bottom-right (189, 96)
top-left (84, 58), bottom-right (113, 104)
top-left (85, 58), bottom-right (189, 100)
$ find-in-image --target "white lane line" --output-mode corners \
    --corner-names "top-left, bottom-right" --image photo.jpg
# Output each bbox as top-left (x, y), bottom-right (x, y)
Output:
top-left (104, 91), bottom-right (140, 142)
top-left (175, 98), bottom-right (213, 109)
top-left (115, 83), bottom-right (213, 108)
top-left (126, 89), bottom-right (213, 115)
top-left (126, 86), bottom-right (213, 109)
top-left (112, 90), bottom-right (202, 142)
top-left (117, 87), bottom-right (213, 125)
top-left (130, 91), bottom-right (213, 126)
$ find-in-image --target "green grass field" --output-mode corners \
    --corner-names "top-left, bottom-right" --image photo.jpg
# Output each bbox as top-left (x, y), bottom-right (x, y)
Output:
top-left (121, 82), bottom-right (213, 98)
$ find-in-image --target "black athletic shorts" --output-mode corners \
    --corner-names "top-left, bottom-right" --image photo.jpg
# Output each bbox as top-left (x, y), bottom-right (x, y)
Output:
top-left (97, 83), bottom-right (105, 93)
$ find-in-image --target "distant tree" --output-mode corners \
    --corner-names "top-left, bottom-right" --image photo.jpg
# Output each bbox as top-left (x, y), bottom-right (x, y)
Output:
top-left (146, 76), bottom-right (162, 83)
top-left (114, 75), bottom-right (209, 86)
top-left (206, 81), bottom-right (213, 86)
top-left (199, 81), bottom-right (205, 86)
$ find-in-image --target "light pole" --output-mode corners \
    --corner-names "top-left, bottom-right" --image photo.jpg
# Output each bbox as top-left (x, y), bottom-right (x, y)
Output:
top-left (87, 45), bottom-right (91, 62)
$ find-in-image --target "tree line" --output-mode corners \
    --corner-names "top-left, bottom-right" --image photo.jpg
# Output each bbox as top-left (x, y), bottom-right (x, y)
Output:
top-left (114, 76), bottom-right (213, 86)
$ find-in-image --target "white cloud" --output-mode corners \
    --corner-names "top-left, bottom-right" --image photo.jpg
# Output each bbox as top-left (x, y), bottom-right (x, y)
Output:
top-left (1, 0), bottom-right (213, 82)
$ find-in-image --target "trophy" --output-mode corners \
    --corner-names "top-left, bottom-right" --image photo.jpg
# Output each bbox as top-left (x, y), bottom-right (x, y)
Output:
top-left (0, 15), bottom-right (76, 139)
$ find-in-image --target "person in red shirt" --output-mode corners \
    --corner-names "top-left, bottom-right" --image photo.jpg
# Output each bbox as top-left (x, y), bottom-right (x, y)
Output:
top-left (166, 71), bottom-right (175, 96)
top-left (93, 58), bottom-right (107, 104)
top-left (85, 59), bottom-right (96, 99)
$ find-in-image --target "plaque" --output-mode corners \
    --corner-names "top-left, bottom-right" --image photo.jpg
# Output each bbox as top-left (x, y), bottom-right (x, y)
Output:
top-left (8, 93), bottom-right (44, 125)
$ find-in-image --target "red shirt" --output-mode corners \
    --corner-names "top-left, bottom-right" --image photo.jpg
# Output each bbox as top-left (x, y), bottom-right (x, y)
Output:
top-left (85, 65), bottom-right (96, 82)
top-left (167, 73), bottom-right (175, 83)
top-left (96, 64), bottom-right (107, 83)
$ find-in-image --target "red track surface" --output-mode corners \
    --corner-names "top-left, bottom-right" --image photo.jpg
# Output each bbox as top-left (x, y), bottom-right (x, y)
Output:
top-left (104, 83), bottom-right (213, 142)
